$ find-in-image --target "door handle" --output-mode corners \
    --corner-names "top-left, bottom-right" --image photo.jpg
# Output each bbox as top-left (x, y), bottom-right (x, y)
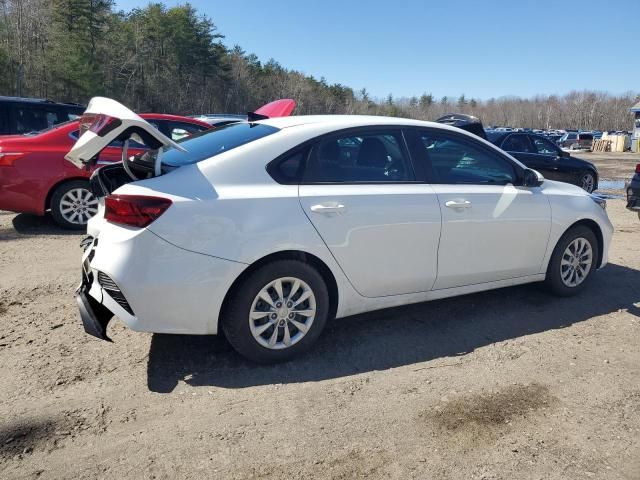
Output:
top-left (445, 200), bottom-right (472, 209)
top-left (310, 203), bottom-right (346, 214)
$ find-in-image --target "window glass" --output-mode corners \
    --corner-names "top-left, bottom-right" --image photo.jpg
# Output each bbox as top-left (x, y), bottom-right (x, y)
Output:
top-left (168, 121), bottom-right (208, 141)
top-left (0, 106), bottom-right (8, 134)
top-left (272, 151), bottom-right (305, 183)
top-left (15, 107), bottom-right (62, 133)
top-left (532, 136), bottom-right (558, 155)
top-left (566, 133), bottom-right (577, 140)
top-left (303, 131), bottom-right (413, 183)
top-left (419, 132), bottom-right (516, 185)
top-left (159, 122), bottom-right (279, 167)
top-left (502, 134), bottom-right (533, 153)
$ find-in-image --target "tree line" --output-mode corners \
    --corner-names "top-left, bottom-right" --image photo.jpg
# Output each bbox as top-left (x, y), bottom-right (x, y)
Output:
top-left (1, 0), bottom-right (637, 131)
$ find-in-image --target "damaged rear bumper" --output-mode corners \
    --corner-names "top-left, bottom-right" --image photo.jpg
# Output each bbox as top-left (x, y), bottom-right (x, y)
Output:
top-left (76, 236), bottom-right (114, 341)
top-left (76, 284), bottom-right (113, 342)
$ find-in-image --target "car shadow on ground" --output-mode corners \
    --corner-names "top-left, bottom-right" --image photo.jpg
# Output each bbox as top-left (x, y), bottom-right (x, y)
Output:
top-left (1, 212), bottom-right (83, 239)
top-left (146, 263), bottom-right (640, 393)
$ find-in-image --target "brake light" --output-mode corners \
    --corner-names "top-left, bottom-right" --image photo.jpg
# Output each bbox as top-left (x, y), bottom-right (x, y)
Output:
top-left (79, 113), bottom-right (122, 137)
top-left (636, 164), bottom-right (640, 174)
top-left (0, 152), bottom-right (26, 166)
top-left (104, 195), bottom-right (172, 228)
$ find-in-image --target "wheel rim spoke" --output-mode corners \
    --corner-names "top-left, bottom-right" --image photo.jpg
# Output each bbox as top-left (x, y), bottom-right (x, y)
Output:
top-left (282, 323), bottom-right (292, 346)
top-left (254, 322), bottom-right (273, 335)
top-left (289, 319), bottom-right (308, 334)
top-left (268, 326), bottom-right (279, 347)
top-left (288, 279), bottom-right (301, 301)
top-left (273, 279), bottom-right (284, 302)
top-left (258, 290), bottom-right (276, 308)
top-left (293, 290), bottom-right (312, 307)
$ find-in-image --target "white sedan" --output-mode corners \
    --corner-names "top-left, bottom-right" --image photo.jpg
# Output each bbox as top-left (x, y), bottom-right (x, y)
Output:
top-left (67, 98), bottom-right (613, 363)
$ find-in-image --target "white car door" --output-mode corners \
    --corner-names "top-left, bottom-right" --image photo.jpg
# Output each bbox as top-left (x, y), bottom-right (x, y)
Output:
top-left (298, 128), bottom-right (442, 298)
top-left (414, 129), bottom-right (551, 290)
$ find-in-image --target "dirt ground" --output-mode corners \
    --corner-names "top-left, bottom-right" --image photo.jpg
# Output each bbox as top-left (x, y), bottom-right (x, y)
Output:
top-left (1, 192), bottom-right (639, 479)
top-left (578, 151), bottom-right (640, 181)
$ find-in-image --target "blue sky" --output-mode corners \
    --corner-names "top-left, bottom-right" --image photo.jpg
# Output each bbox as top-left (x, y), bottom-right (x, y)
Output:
top-left (115, 0), bottom-right (636, 100)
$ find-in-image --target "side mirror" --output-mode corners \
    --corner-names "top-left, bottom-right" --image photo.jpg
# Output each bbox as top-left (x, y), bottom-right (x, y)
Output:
top-left (561, 150), bottom-right (570, 158)
top-left (523, 168), bottom-right (543, 187)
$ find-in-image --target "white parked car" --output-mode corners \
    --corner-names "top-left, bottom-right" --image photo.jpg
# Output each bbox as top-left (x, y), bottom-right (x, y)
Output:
top-left (67, 98), bottom-right (613, 363)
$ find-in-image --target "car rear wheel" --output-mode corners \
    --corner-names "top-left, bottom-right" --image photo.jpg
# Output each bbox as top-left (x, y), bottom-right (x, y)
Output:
top-left (544, 225), bottom-right (598, 296)
top-left (223, 260), bottom-right (330, 363)
top-left (50, 180), bottom-right (98, 229)
top-left (580, 172), bottom-right (596, 193)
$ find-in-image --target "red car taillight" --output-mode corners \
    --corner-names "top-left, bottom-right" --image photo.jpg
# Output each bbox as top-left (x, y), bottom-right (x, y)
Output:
top-left (79, 113), bottom-right (121, 137)
top-left (0, 152), bottom-right (26, 166)
top-left (635, 163), bottom-right (640, 174)
top-left (104, 195), bottom-right (172, 228)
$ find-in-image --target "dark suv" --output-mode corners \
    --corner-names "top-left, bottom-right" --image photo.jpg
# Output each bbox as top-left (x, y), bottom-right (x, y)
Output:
top-left (0, 96), bottom-right (85, 135)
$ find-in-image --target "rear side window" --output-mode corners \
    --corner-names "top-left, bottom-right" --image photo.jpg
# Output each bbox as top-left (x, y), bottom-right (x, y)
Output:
top-left (502, 134), bottom-right (533, 153)
top-left (161, 123), bottom-right (279, 167)
top-left (14, 107), bottom-right (59, 133)
top-left (270, 150), bottom-right (306, 183)
top-left (302, 130), bottom-right (414, 183)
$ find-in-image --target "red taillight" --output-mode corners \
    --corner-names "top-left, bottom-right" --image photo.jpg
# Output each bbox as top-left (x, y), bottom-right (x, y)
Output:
top-left (0, 152), bottom-right (26, 166)
top-left (79, 113), bottom-right (121, 137)
top-left (636, 163), bottom-right (640, 174)
top-left (104, 195), bottom-right (172, 228)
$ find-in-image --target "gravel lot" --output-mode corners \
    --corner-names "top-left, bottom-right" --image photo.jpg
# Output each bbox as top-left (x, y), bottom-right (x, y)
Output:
top-left (0, 183), bottom-right (639, 479)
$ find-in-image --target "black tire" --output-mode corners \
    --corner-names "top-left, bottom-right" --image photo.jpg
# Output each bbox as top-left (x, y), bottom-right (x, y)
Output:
top-left (222, 259), bottom-right (330, 363)
top-left (50, 180), bottom-right (96, 230)
top-left (544, 225), bottom-right (599, 297)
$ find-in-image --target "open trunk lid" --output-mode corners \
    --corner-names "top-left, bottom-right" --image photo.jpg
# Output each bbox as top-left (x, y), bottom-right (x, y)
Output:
top-left (64, 97), bottom-right (185, 169)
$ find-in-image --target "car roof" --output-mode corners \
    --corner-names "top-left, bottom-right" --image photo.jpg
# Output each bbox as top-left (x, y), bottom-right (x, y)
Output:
top-left (256, 114), bottom-right (461, 132)
top-left (0, 96), bottom-right (84, 107)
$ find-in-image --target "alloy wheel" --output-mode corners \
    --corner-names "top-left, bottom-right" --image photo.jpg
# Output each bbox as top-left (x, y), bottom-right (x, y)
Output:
top-left (581, 173), bottom-right (595, 193)
top-left (249, 277), bottom-right (316, 350)
top-left (59, 188), bottom-right (98, 225)
top-left (560, 237), bottom-right (593, 287)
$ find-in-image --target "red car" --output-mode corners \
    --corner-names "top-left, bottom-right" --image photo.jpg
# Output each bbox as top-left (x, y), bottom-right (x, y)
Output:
top-left (0, 114), bottom-right (211, 228)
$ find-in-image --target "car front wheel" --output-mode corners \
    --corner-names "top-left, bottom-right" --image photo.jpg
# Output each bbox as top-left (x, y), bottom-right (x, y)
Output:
top-left (223, 259), bottom-right (330, 363)
top-left (545, 225), bottom-right (599, 296)
top-left (580, 172), bottom-right (596, 193)
top-left (50, 180), bottom-right (98, 229)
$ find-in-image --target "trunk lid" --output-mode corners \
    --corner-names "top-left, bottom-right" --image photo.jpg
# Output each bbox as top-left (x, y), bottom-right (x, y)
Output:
top-left (64, 97), bottom-right (185, 169)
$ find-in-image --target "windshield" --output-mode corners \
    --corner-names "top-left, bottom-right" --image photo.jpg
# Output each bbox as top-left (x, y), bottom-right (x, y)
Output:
top-left (158, 122), bottom-right (279, 167)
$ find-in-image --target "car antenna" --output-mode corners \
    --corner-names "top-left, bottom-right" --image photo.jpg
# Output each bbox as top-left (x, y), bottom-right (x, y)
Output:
top-left (247, 111), bottom-right (269, 123)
